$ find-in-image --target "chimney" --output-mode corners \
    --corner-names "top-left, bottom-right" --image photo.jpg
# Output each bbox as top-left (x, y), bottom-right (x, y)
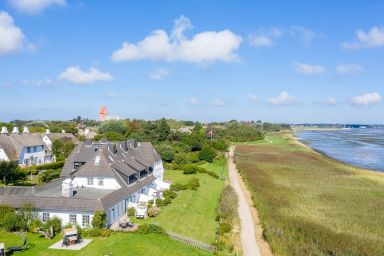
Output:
top-left (23, 126), bottom-right (29, 134)
top-left (61, 130), bottom-right (65, 134)
top-left (1, 127), bottom-right (8, 134)
top-left (62, 178), bottom-right (74, 197)
top-left (45, 129), bottom-right (50, 134)
top-left (12, 127), bottom-right (19, 134)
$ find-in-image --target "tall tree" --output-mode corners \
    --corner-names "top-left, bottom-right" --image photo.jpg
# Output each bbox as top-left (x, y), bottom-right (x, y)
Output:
top-left (0, 161), bottom-right (20, 185)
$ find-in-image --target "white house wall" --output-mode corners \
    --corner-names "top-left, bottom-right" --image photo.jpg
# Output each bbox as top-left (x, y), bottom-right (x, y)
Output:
top-left (153, 160), bottom-right (164, 180)
top-left (37, 210), bottom-right (94, 228)
top-left (42, 135), bottom-right (53, 150)
top-left (72, 177), bottom-right (121, 190)
top-left (0, 148), bottom-right (9, 161)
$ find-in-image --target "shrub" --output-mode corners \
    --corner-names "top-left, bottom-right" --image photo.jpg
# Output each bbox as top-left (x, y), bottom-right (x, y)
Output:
top-left (18, 203), bottom-right (37, 223)
top-left (1, 212), bottom-right (26, 232)
top-left (148, 207), bottom-right (161, 217)
top-left (156, 198), bottom-right (171, 207)
top-left (136, 224), bottom-right (165, 235)
top-left (187, 177), bottom-right (200, 190)
top-left (127, 207), bottom-right (136, 217)
top-left (173, 153), bottom-right (190, 165)
top-left (219, 222), bottom-right (232, 235)
top-left (157, 144), bottom-right (175, 162)
top-left (198, 145), bottom-right (217, 162)
top-left (43, 216), bottom-right (62, 235)
top-left (170, 183), bottom-right (187, 192)
top-left (187, 152), bottom-right (200, 163)
top-left (38, 169), bottom-right (61, 184)
top-left (28, 218), bottom-right (43, 233)
top-left (64, 223), bottom-right (74, 229)
top-left (34, 161), bottom-right (65, 171)
top-left (218, 186), bottom-right (238, 222)
top-left (213, 139), bottom-right (229, 151)
top-left (182, 164), bottom-right (198, 174)
top-left (100, 229), bottom-right (112, 237)
top-left (163, 189), bottom-right (177, 199)
top-left (88, 228), bottom-right (101, 237)
top-left (0, 204), bottom-right (14, 220)
top-left (92, 210), bottom-right (107, 228)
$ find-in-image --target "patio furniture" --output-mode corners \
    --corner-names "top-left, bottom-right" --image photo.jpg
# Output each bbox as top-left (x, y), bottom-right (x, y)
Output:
top-left (6, 237), bottom-right (27, 253)
top-left (62, 228), bottom-right (79, 247)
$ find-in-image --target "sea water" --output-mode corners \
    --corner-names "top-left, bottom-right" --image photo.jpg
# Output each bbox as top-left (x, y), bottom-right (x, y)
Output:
top-left (296, 129), bottom-right (384, 172)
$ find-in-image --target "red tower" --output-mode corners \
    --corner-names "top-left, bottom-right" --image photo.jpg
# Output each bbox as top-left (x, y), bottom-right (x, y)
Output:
top-left (99, 106), bottom-right (107, 121)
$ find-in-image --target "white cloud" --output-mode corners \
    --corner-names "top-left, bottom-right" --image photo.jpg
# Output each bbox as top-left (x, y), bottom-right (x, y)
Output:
top-left (322, 97), bottom-right (338, 105)
top-left (289, 26), bottom-right (315, 44)
top-left (149, 68), bottom-right (170, 80)
top-left (0, 11), bottom-right (26, 56)
top-left (268, 91), bottom-right (299, 105)
top-left (211, 98), bottom-right (224, 106)
top-left (59, 66), bottom-right (114, 84)
top-left (188, 97), bottom-right (198, 105)
top-left (336, 64), bottom-right (364, 75)
top-left (20, 78), bottom-right (54, 87)
top-left (293, 62), bottom-right (326, 75)
top-left (342, 26), bottom-right (384, 49)
top-left (248, 28), bottom-right (282, 47)
top-left (351, 92), bottom-right (381, 106)
top-left (247, 93), bottom-right (259, 101)
top-left (111, 15), bottom-right (242, 64)
top-left (8, 0), bottom-right (65, 14)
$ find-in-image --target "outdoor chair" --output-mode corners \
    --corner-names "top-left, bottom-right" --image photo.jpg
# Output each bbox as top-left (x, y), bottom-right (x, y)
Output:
top-left (6, 237), bottom-right (27, 253)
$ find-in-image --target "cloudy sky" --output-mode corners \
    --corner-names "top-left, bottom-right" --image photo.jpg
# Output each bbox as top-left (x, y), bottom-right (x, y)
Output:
top-left (1, 0), bottom-right (384, 123)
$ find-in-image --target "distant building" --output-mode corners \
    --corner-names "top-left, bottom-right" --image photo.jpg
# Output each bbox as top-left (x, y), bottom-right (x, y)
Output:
top-left (40, 129), bottom-right (80, 151)
top-left (0, 126), bottom-right (54, 166)
top-left (99, 106), bottom-right (121, 122)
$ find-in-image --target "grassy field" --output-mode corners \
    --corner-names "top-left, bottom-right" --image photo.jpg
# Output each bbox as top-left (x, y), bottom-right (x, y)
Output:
top-left (139, 167), bottom-right (225, 243)
top-left (235, 133), bottom-right (384, 256)
top-left (0, 231), bottom-right (211, 256)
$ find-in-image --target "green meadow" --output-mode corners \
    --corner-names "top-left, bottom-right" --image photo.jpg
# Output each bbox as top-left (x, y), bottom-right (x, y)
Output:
top-left (235, 133), bottom-right (384, 256)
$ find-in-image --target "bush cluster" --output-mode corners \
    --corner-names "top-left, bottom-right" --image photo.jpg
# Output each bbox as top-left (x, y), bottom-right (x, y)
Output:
top-left (136, 224), bottom-right (165, 235)
top-left (38, 169), bottom-right (61, 184)
top-left (187, 177), bottom-right (200, 190)
top-left (127, 207), bottom-right (136, 217)
top-left (147, 207), bottom-right (161, 217)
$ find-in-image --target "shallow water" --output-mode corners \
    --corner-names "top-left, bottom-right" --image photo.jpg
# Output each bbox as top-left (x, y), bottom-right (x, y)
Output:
top-left (295, 129), bottom-right (384, 172)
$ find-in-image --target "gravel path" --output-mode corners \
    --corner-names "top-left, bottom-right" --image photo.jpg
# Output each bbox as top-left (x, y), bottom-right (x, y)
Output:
top-left (228, 146), bottom-right (261, 256)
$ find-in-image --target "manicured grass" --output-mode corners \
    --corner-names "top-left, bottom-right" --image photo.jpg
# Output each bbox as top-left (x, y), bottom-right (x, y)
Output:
top-left (0, 230), bottom-right (211, 256)
top-left (235, 133), bottom-right (384, 256)
top-left (139, 168), bottom-right (225, 243)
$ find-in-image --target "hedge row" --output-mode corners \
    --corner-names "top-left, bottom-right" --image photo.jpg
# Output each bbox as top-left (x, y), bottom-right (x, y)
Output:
top-left (23, 161), bottom-right (65, 173)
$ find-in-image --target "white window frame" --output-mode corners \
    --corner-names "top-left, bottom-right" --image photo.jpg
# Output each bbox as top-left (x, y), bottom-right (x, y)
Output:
top-left (69, 214), bottom-right (77, 225)
top-left (42, 212), bottom-right (50, 222)
top-left (98, 178), bottom-right (104, 186)
top-left (87, 177), bottom-right (94, 186)
top-left (82, 215), bottom-right (90, 227)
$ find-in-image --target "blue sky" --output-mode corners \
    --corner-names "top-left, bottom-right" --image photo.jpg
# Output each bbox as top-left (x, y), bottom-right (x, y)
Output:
top-left (1, 0), bottom-right (384, 123)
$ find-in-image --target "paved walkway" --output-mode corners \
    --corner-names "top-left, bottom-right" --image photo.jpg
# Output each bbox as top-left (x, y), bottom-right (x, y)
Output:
top-left (49, 239), bottom-right (92, 250)
top-left (228, 146), bottom-right (261, 256)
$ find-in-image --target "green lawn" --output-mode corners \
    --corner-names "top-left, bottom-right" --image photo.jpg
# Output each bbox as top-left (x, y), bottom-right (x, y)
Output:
top-left (139, 168), bottom-right (225, 243)
top-left (0, 230), bottom-right (211, 256)
top-left (235, 133), bottom-right (384, 255)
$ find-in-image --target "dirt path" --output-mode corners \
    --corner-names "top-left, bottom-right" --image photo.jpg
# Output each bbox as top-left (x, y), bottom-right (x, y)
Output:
top-left (228, 146), bottom-right (261, 256)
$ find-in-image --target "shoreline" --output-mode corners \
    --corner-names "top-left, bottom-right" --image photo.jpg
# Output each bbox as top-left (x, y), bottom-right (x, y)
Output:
top-left (289, 132), bottom-right (384, 177)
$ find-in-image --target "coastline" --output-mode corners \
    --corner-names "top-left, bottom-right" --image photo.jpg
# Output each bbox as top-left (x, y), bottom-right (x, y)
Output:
top-left (288, 131), bottom-right (384, 178)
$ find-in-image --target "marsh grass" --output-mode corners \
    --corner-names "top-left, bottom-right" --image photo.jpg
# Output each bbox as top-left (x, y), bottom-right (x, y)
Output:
top-left (235, 134), bottom-right (384, 256)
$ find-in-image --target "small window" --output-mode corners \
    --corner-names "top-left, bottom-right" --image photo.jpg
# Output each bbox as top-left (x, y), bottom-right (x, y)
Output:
top-left (98, 178), bottom-right (104, 186)
top-left (82, 215), bottom-right (90, 227)
top-left (69, 214), bottom-right (77, 225)
top-left (42, 212), bottom-right (50, 222)
top-left (87, 177), bottom-right (94, 186)
top-left (27, 147), bottom-right (31, 153)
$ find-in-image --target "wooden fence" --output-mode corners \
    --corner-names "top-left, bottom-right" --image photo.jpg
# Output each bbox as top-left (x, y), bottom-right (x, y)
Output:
top-left (166, 231), bottom-right (216, 253)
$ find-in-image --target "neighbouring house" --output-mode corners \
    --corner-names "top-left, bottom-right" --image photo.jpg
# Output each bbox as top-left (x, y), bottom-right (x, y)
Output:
top-left (0, 126), bottom-right (54, 166)
top-left (40, 129), bottom-right (80, 150)
top-left (0, 138), bottom-right (169, 228)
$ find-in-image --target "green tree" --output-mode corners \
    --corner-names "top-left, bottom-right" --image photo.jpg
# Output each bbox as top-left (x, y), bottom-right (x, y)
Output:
top-left (0, 160), bottom-right (21, 185)
top-left (52, 139), bottom-right (75, 161)
top-left (98, 120), bottom-right (127, 134)
top-left (92, 210), bottom-right (107, 228)
top-left (157, 144), bottom-right (175, 162)
top-left (198, 144), bottom-right (217, 162)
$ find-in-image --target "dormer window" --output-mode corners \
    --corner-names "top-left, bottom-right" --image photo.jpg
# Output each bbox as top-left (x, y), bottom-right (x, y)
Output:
top-left (87, 177), bottom-right (94, 186)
